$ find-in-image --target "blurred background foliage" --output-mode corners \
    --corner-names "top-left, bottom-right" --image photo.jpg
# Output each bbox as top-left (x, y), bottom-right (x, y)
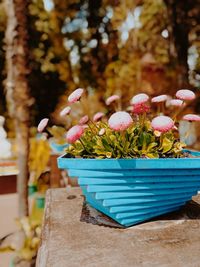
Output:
top-left (0, 0), bottom-right (200, 126)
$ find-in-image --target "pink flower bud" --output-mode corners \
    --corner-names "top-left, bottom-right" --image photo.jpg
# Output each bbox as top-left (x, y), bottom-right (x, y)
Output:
top-left (132, 103), bottom-right (150, 114)
top-left (37, 118), bottom-right (49, 133)
top-left (99, 128), bottom-right (105, 136)
top-left (151, 116), bottom-right (174, 133)
top-left (176, 89), bottom-right (195, 101)
top-left (60, 106), bottom-right (71, 117)
top-left (108, 111), bottom-right (133, 131)
top-left (182, 114), bottom-right (200, 122)
top-left (105, 95), bottom-right (120, 105)
top-left (93, 112), bottom-right (104, 122)
top-left (66, 125), bottom-right (84, 143)
top-left (68, 88), bottom-right (84, 103)
top-left (130, 93), bottom-right (149, 105)
top-left (79, 115), bottom-right (89, 125)
top-left (82, 124), bottom-right (89, 129)
top-left (151, 95), bottom-right (168, 103)
top-left (169, 99), bottom-right (183, 107)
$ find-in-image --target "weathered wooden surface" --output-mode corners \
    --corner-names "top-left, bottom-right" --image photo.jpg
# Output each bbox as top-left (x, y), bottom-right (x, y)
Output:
top-left (36, 188), bottom-right (200, 267)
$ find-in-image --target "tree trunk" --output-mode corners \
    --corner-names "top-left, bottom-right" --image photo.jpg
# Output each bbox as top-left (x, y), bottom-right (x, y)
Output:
top-left (4, 0), bottom-right (31, 217)
top-left (164, 0), bottom-right (190, 87)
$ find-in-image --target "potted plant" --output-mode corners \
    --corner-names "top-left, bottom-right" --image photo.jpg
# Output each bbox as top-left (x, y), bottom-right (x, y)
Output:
top-left (39, 88), bottom-right (200, 227)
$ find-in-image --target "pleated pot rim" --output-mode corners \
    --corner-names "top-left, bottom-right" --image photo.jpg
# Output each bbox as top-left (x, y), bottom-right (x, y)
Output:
top-left (58, 150), bottom-right (200, 170)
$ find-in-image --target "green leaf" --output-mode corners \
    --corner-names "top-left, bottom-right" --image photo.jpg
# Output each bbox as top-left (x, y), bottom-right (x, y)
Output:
top-left (161, 137), bottom-right (173, 153)
top-left (110, 135), bottom-right (117, 142)
top-left (146, 152), bottom-right (159, 158)
top-left (102, 138), bottom-right (111, 150)
top-left (147, 142), bottom-right (157, 152)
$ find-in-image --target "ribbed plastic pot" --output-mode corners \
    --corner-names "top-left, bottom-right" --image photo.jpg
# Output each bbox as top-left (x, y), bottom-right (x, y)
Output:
top-left (57, 150), bottom-right (200, 227)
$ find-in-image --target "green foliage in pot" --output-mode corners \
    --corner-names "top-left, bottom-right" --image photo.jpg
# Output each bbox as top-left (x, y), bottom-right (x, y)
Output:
top-left (68, 120), bottom-right (186, 158)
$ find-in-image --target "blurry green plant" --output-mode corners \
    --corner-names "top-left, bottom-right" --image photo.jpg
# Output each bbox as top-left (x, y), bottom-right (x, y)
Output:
top-left (0, 217), bottom-right (41, 265)
top-left (29, 134), bottom-right (50, 186)
top-left (15, 217), bottom-right (41, 262)
top-left (48, 125), bottom-right (66, 145)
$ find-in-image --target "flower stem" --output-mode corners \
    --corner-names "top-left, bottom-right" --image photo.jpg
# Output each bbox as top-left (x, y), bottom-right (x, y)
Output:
top-left (161, 102), bottom-right (165, 114)
top-left (172, 101), bottom-right (185, 121)
top-left (157, 105), bottom-right (161, 115)
top-left (121, 130), bottom-right (126, 156)
top-left (89, 119), bottom-right (99, 130)
top-left (79, 138), bottom-right (87, 151)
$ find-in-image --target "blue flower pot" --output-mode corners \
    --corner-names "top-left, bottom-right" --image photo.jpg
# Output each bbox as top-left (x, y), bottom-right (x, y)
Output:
top-left (57, 150), bottom-right (200, 227)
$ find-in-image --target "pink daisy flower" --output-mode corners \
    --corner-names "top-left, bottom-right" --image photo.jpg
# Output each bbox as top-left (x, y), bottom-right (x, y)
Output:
top-left (132, 103), bottom-right (150, 115)
top-left (151, 116), bottom-right (174, 133)
top-left (169, 99), bottom-right (183, 107)
top-left (130, 93), bottom-right (149, 105)
top-left (105, 95), bottom-right (120, 105)
top-left (68, 88), bottom-right (84, 103)
top-left (176, 89), bottom-right (195, 101)
top-left (93, 112), bottom-right (104, 122)
top-left (79, 115), bottom-right (89, 125)
top-left (108, 111), bottom-right (133, 131)
top-left (182, 114), bottom-right (200, 122)
top-left (37, 118), bottom-right (49, 133)
top-left (151, 95), bottom-right (168, 103)
top-left (60, 106), bottom-right (71, 117)
top-left (66, 125), bottom-right (84, 143)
